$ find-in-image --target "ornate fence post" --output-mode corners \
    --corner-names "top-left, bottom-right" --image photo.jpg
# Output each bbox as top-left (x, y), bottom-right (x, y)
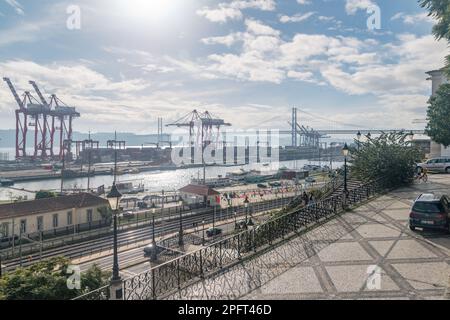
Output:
top-left (219, 241), bottom-right (223, 268)
top-left (237, 234), bottom-right (241, 260)
top-left (199, 249), bottom-right (204, 279)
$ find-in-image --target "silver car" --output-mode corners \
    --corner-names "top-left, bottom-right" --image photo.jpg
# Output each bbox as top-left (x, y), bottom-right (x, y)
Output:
top-left (417, 157), bottom-right (450, 173)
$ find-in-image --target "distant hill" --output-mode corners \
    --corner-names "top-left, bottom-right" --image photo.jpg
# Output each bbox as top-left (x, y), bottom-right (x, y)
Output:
top-left (0, 129), bottom-right (170, 148)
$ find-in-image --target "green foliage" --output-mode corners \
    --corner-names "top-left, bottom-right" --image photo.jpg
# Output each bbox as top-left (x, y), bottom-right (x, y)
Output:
top-left (420, 0), bottom-right (450, 77)
top-left (425, 83), bottom-right (450, 147)
top-left (0, 257), bottom-right (110, 300)
top-left (350, 132), bottom-right (422, 188)
top-left (35, 190), bottom-right (57, 200)
top-left (97, 206), bottom-right (112, 221)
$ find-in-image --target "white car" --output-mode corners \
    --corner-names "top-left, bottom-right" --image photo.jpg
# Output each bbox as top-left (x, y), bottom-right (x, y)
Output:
top-left (417, 158), bottom-right (450, 174)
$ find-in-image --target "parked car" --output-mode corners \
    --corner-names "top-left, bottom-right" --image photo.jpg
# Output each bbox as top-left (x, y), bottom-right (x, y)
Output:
top-left (305, 177), bottom-right (316, 183)
top-left (137, 201), bottom-right (148, 209)
top-left (122, 210), bottom-right (135, 218)
top-left (206, 227), bottom-right (223, 237)
top-left (409, 193), bottom-right (450, 233)
top-left (416, 157), bottom-right (450, 174)
top-left (269, 182), bottom-right (281, 187)
top-left (257, 183), bottom-right (268, 189)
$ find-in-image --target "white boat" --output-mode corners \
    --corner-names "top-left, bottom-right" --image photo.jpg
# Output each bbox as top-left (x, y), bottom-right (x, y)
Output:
top-left (191, 176), bottom-right (232, 188)
top-left (114, 182), bottom-right (145, 194)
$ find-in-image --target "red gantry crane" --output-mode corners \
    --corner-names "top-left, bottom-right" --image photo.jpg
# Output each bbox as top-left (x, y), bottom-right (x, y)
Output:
top-left (3, 78), bottom-right (80, 161)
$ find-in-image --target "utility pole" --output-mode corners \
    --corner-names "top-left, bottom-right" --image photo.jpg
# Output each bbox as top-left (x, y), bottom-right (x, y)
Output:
top-left (60, 147), bottom-right (65, 194)
top-left (87, 131), bottom-right (92, 192)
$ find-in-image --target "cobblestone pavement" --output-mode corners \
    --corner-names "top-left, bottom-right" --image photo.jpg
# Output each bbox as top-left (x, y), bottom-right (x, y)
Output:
top-left (171, 175), bottom-right (450, 300)
top-left (243, 175), bottom-right (450, 300)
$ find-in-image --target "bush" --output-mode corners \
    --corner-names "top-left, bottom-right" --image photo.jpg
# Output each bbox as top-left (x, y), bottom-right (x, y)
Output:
top-left (350, 131), bottom-right (422, 188)
top-left (35, 190), bottom-right (57, 200)
top-left (0, 257), bottom-right (111, 300)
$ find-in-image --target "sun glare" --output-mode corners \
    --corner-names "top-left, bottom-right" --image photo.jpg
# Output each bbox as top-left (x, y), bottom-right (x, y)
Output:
top-left (122, 0), bottom-right (176, 21)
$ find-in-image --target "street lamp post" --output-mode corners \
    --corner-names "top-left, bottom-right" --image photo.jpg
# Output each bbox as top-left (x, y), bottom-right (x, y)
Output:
top-left (342, 143), bottom-right (349, 203)
top-left (357, 131), bottom-right (361, 152)
top-left (244, 197), bottom-right (249, 228)
top-left (234, 211), bottom-right (237, 230)
top-left (178, 196), bottom-right (184, 247)
top-left (150, 203), bottom-right (157, 262)
top-left (107, 182), bottom-right (123, 300)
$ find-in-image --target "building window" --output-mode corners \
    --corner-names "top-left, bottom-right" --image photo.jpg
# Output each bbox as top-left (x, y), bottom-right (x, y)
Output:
top-left (67, 211), bottom-right (73, 225)
top-left (86, 209), bottom-right (93, 223)
top-left (20, 219), bottom-right (27, 234)
top-left (37, 216), bottom-right (43, 231)
top-left (52, 214), bottom-right (59, 228)
top-left (1, 223), bottom-right (8, 238)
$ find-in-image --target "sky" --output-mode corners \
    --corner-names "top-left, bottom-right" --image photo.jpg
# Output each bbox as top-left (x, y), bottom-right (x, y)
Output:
top-left (0, 0), bottom-right (447, 134)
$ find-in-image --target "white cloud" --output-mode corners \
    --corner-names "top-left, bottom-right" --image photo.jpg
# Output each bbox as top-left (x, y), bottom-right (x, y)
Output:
top-left (297, 0), bottom-right (311, 4)
top-left (197, 0), bottom-right (276, 23)
top-left (245, 19), bottom-right (280, 36)
top-left (345, 0), bottom-right (376, 15)
top-left (196, 5), bottom-right (242, 23)
top-left (4, 0), bottom-right (24, 15)
top-left (0, 21), bottom-right (56, 47)
top-left (201, 34), bottom-right (242, 47)
top-left (391, 12), bottom-right (435, 25)
top-left (280, 12), bottom-right (315, 23)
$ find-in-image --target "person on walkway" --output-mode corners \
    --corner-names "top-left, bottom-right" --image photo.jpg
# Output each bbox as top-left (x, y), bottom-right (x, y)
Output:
top-left (309, 194), bottom-right (315, 205)
top-left (302, 192), bottom-right (309, 206)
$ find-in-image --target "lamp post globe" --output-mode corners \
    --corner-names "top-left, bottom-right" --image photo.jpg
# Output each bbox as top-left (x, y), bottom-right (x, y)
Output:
top-left (356, 131), bottom-right (361, 151)
top-left (107, 183), bottom-right (122, 211)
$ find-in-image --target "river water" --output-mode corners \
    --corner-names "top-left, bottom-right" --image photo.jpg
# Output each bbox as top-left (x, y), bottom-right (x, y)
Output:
top-left (0, 159), bottom-right (343, 201)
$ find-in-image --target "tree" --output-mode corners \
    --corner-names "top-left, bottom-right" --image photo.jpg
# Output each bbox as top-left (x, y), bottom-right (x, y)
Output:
top-left (35, 190), bottom-right (57, 200)
top-left (350, 132), bottom-right (422, 188)
top-left (0, 257), bottom-right (110, 300)
top-left (420, 0), bottom-right (450, 76)
top-left (425, 83), bottom-right (450, 147)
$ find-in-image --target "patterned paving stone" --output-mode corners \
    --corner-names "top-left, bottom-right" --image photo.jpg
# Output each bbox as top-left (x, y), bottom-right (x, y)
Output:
top-left (368, 240), bottom-right (396, 257)
top-left (387, 239), bottom-right (438, 259)
top-left (342, 212), bottom-right (369, 225)
top-left (254, 266), bottom-right (323, 295)
top-left (325, 265), bottom-right (399, 292)
top-left (391, 262), bottom-right (449, 290)
top-left (318, 242), bottom-right (373, 262)
top-left (383, 209), bottom-right (410, 221)
top-left (355, 224), bottom-right (402, 238)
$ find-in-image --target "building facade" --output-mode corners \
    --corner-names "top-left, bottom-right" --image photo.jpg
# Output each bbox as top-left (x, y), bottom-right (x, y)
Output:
top-left (0, 193), bottom-right (110, 241)
top-left (179, 184), bottom-right (220, 207)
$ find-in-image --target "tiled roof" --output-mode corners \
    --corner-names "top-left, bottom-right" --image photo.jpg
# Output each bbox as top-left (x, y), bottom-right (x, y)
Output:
top-left (0, 193), bottom-right (109, 219)
top-left (179, 184), bottom-right (220, 196)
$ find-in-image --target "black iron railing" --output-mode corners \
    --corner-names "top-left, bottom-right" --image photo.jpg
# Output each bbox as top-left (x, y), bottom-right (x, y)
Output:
top-left (75, 177), bottom-right (383, 300)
